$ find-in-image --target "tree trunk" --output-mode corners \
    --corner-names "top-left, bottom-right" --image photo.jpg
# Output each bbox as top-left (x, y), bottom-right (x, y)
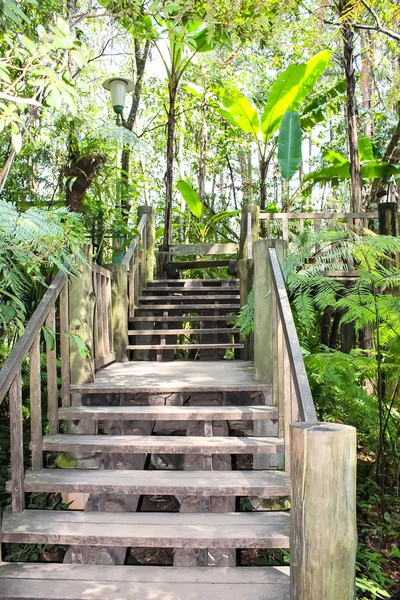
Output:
top-left (360, 32), bottom-right (374, 138)
top-left (163, 78), bottom-right (178, 247)
top-left (198, 94), bottom-right (208, 217)
top-left (340, 3), bottom-right (363, 212)
top-left (121, 40), bottom-right (151, 217)
top-left (367, 117), bottom-right (400, 206)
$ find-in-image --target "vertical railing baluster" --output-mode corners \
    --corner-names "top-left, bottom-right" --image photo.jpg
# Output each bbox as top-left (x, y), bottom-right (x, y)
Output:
top-left (30, 335), bottom-right (42, 471)
top-left (93, 269), bottom-right (99, 361)
top-left (129, 254), bottom-right (135, 318)
top-left (46, 306), bottom-right (58, 436)
top-left (283, 339), bottom-right (292, 472)
top-left (282, 217), bottom-right (289, 241)
top-left (107, 275), bottom-right (114, 353)
top-left (60, 281), bottom-right (70, 407)
top-left (97, 272), bottom-right (104, 358)
top-left (10, 372), bottom-right (24, 512)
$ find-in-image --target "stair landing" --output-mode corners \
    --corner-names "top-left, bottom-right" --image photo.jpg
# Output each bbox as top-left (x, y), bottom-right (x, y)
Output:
top-left (71, 360), bottom-right (270, 394)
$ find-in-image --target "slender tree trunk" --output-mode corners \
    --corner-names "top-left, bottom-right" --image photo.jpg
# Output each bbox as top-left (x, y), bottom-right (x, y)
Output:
top-left (163, 78), bottom-right (178, 247)
top-left (260, 157), bottom-right (268, 212)
top-left (121, 40), bottom-right (151, 216)
top-left (360, 32), bottom-right (374, 138)
top-left (340, 5), bottom-right (363, 212)
top-left (367, 117), bottom-right (400, 206)
top-left (198, 94), bottom-right (208, 219)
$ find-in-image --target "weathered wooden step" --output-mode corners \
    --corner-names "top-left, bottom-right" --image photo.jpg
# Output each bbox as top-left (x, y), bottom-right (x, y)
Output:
top-left (58, 405), bottom-right (278, 421)
top-left (142, 286), bottom-right (240, 293)
top-left (1, 510), bottom-right (290, 548)
top-left (127, 343), bottom-right (244, 350)
top-left (147, 279), bottom-right (239, 285)
top-left (129, 315), bottom-right (237, 323)
top-left (128, 328), bottom-right (240, 335)
top-left (41, 434), bottom-right (284, 454)
top-left (138, 295), bottom-right (240, 302)
top-left (134, 304), bottom-right (240, 311)
top-left (0, 563), bottom-right (290, 600)
top-left (17, 468), bottom-right (290, 497)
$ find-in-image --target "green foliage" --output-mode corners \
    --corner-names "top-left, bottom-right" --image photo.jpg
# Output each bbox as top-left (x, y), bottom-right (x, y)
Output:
top-left (0, 199), bottom-right (85, 337)
top-left (177, 179), bottom-right (203, 218)
top-left (236, 288), bottom-right (254, 340)
top-left (278, 111), bottom-right (302, 181)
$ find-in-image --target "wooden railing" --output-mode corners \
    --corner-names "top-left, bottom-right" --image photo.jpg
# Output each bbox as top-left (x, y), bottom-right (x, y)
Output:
top-left (93, 264), bottom-right (114, 370)
top-left (122, 213), bottom-right (148, 320)
top-left (252, 239), bottom-right (357, 600)
top-left (259, 211), bottom-right (378, 240)
top-left (0, 270), bottom-right (69, 512)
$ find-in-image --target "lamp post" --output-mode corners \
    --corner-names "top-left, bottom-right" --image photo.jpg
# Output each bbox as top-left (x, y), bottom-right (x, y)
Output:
top-left (103, 77), bottom-right (134, 261)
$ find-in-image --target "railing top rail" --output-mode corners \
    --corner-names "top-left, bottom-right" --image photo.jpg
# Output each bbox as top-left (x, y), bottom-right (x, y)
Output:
top-left (0, 270), bottom-right (66, 405)
top-left (121, 213), bottom-right (148, 268)
top-left (268, 248), bottom-right (317, 423)
top-left (259, 211), bottom-right (378, 220)
top-left (170, 242), bottom-right (239, 257)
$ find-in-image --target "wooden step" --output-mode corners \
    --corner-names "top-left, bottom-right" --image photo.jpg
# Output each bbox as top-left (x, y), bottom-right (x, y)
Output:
top-left (142, 286), bottom-right (240, 293)
top-left (0, 563), bottom-right (290, 599)
top-left (1, 510), bottom-right (290, 548)
top-left (58, 405), bottom-right (278, 421)
top-left (127, 343), bottom-right (244, 350)
top-left (146, 279), bottom-right (239, 285)
top-left (134, 304), bottom-right (240, 311)
top-left (138, 295), bottom-right (240, 302)
top-left (128, 328), bottom-right (240, 335)
top-left (41, 434), bottom-right (284, 454)
top-left (17, 468), bottom-right (290, 497)
top-left (129, 315), bottom-right (237, 323)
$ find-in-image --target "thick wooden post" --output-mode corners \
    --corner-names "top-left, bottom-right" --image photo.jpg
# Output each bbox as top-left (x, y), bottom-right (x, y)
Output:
top-left (239, 204), bottom-right (260, 259)
top-left (107, 263), bottom-right (129, 362)
top-left (290, 422), bottom-right (357, 600)
top-left (238, 258), bottom-right (254, 360)
top-left (378, 202), bottom-right (398, 236)
top-left (69, 245), bottom-right (95, 385)
top-left (138, 205), bottom-right (156, 282)
top-left (156, 249), bottom-right (171, 279)
top-left (254, 239), bottom-right (287, 383)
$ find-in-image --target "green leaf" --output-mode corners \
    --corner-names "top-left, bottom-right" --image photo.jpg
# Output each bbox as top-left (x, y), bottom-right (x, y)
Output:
top-left (63, 332), bottom-right (90, 359)
top-left (301, 80), bottom-right (346, 129)
top-left (42, 325), bottom-right (56, 351)
top-left (177, 180), bottom-right (202, 219)
top-left (361, 161), bottom-right (400, 179)
top-left (219, 95), bottom-right (260, 138)
top-left (278, 111), bottom-right (303, 181)
top-left (358, 136), bottom-right (374, 162)
top-left (261, 50), bottom-right (331, 140)
top-left (322, 149), bottom-right (348, 165)
top-left (303, 163), bottom-right (351, 184)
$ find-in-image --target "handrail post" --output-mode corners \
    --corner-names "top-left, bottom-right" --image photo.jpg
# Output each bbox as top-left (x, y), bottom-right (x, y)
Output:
top-left (107, 263), bottom-right (129, 362)
top-left (238, 258), bottom-right (254, 360)
top-left (69, 245), bottom-right (95, 385)
top-left (239, 204), bottom-right (260, 259)
top-left (378, 202), bottom-right (398, 236)
top-left (290, 422), bottom-right (357, 600)
top-left (138, 205), bottom-right (156, 282)
top-left (254, 239), bottom-right (287, 383)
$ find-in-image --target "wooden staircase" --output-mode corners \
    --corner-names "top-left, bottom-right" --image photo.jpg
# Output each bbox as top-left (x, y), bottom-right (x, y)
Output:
top-left (0, 207), bottom-right (358, 599)
top-left (128, 278), bottom-right (244, 359)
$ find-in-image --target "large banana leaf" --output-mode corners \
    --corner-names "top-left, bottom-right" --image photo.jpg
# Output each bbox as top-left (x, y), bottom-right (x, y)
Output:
top-left (261, 50), bottom-right (331, 141)
top-left (278, 111), bottom-right (303, 181)
top-left (301, 80), bottom-right (346, 130)
top-left (177, 180), bottom-right (203, 219)
top-left (358, 136), bottom-right (374, 162)
top-left (219, 95), bottom-right (260, 138)
top-left (303, 161), bottom-right (400, 185)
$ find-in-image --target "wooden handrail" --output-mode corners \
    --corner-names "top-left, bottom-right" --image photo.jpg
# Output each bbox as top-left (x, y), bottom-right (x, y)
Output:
top-left (0, 270), bottom-right (66, 405)
top-left (122, 213), bottom-right (148, 268)
top-left (268, 248), bottom-right (317, 423)
top-left (170, 242), bottom-right (239, 257)
top-left (259, 211), bottom-right (378, 220)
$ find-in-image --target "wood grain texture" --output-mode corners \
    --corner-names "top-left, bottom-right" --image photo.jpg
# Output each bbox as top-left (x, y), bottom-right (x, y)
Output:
top-left (290, 422), bottom-right (357, 600)
top-left (29, 335), bottom-right (42, 471)
top-left (9, 373), bottom-right (24, 512)
top-left (170, 243), bottom-right (239, 256)
top-left (129, 315), bottom-right (237, 322)
top-left (45, 306), bottom-right (58, 436)
top-left (58, 405), bottom-right (278, 421)
top-left (16, 468), bottom-right (290, 497)
top-left (0, 564), bottom-right (290, 600)
top-left (142, 286), bottom-right (239, 293)
top-left (59, 283), bottom-right (70, 408)
top-left (134, 304), bottom-right (240, 311)
top-left (127, 343), bottom-right (244, 350)
top-left (1, 510), bottom-right (290, 548)
top-left (259, 211), bottom-right (378, 220)
top-left (42, 434), bottom-right (284, 454)
top-left (139, 295), bottom-right (240, 302)
top-left (128, 328), bottom-right (240, 336)
top-left (147, 279), bottom-right (239, 285)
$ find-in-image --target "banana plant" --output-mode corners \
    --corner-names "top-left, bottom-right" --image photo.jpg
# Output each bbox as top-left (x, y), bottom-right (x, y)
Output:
top-left (217, 51), bottom-right (331, 209)
top-left (176, 179), bottom-right (239, 244)
top-left (303, 136), bottom-right (400, 189)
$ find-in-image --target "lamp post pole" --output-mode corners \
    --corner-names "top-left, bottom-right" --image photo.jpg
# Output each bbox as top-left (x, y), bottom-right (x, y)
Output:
top-left (102, 77), bottom-right (134, 263)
